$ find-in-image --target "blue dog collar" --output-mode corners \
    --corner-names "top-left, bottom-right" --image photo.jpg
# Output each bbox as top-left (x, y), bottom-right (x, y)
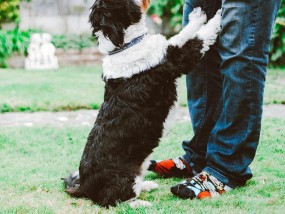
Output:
top-left (108, 33), bottom-right (147, 55)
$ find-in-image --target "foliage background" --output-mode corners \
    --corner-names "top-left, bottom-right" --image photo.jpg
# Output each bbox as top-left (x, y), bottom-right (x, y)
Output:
top-left (149, 0), bottom-right (285, 67)
top-left (0, 29), bottom-right (96, 68)
top-left (271, 0), bottom-right (285, 66)
top-left (0, 0), bottom-right (284, 67)
top-left (0, 0), bottom-right (20, 28)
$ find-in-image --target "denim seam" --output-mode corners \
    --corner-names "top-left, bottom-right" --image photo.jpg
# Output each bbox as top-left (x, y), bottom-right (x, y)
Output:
top-left (191, 1), bottom-right (220, 149)
top-left (182, 2), bottom-right (205, 147)
top-left (192, 57), bottom-right (208, 148)
top-left (245, 1), bottom-right (259, 146)
top-left (182, 2), bottom-right (207, 162)
top-left (183, 0), bottom-right (221, 165)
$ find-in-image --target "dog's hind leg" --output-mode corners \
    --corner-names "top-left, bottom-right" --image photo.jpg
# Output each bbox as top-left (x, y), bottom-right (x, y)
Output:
top-left (136, 155), bottom-right (158, 192)
top-left (63, 170), bottom-right (86, 199)
top-left (140, 181), bottom-right (159, 192)
top-left (128, 155), bottom-right (158, 208)
top-left (130, 177), bottom-right (157, 208)
top-left (63, 170), bottom-right (80, 189)
top-left (130, 177), bottom-right (158, 208)
top-left (168, 7), bottom-right (207, 47)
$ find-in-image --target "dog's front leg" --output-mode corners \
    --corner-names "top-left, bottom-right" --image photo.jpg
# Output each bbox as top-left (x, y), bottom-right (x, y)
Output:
top-left (194, 9), bottom-right (222, 56)
top-left (161, 8), bottom-right (222, 78)
top-left (168, 7), bottom-right (207, 47)
top-left (140, 181), bottom-right (159, 192)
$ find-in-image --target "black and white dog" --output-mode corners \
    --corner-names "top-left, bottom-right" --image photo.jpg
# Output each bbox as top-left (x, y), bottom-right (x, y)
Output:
top-left (64, 0), bottom-right (221, 208)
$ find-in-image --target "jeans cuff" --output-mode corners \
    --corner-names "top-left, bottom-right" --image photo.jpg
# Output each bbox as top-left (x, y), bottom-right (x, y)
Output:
top-left (203, 167), bottom-right (239, 189)
top-left (182, 154), bottom-right (204, 174)
top-left (182, 153), bottom-right (192, 165)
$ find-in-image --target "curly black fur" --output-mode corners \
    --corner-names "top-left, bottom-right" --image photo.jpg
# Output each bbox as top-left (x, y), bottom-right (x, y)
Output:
top-left (89, 0), bottom-right (141, 47)
top-left (64, 0), bottom-right (206, 208)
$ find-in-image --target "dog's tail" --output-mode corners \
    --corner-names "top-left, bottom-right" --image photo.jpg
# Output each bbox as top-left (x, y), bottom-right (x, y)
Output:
top-left (62, 170), bottom-right (86, 198)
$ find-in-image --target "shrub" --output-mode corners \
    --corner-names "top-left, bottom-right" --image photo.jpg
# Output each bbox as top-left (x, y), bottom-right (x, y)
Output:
top-left (7, 28), bottom-right (31, 54)
top-left (149, 0), bottom-right (285, 67)
top-left (52, 34), bottom-right (97, 51)
top-left (0, 28), bottom-right (32, 67)
top-left (0, 30), bottom-right (12, 67)
top-left (148, 0), bottom-right (184, 35)
top-left (0, 0), bottom-right (20, 28)
top-left (270, 0), bottom-right (285, 67)
top-left (0, 29), bottom-right (97, 68)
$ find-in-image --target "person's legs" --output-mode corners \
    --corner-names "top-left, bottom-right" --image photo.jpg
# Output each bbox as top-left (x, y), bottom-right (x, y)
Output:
top-left (149, 0), bottom-right (222, 177)
top-left (182, 0), bottom-right (222, 173)
top-left (203, 0), bottom-right (281, 188)
top-left (148, 0), bottom-right (223, 177)
top-left (171, 0), bottom-right (281, 198)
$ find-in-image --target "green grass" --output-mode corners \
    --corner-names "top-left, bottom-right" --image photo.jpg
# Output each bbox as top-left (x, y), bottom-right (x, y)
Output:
top-left (0, 66), bottom-right (105, 113)
top-left (1, 67), bottom-right (285, 113)
top-left (263, 69), bottom-right (285, 105)
top-left (0, 119), bottom-right (284, 213)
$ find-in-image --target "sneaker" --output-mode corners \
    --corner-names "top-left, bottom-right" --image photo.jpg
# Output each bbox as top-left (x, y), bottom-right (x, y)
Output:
top-left (170, 171), bottom-right (232, 199)
top-left (148, 157), bottom-right (195, 178)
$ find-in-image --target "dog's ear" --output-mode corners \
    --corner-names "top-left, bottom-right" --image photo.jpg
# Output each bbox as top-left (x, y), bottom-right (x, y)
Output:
top-left (105, 26), bottom-right (124, 47)
top-left (99, 18), bottom-right (125, 47)
top-left (89, 1), bottom-right (125, 47)
top-left (89, 0), bottom-right (142, 47)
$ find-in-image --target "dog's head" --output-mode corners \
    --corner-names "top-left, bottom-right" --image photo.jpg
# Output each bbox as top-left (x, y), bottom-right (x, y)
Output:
top-left (90, 0), bottom-right (151, 50)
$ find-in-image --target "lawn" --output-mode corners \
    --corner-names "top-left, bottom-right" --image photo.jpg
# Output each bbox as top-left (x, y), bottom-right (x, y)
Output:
top-left (0, 119), bottom-right (284, 213)
top-left (1, 67), bottom-right (284, 112)
top-left (0, 67), bottom-right (105, 113)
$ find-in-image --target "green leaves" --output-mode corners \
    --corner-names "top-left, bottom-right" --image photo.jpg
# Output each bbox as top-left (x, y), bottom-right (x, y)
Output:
top-left (0, 28), bottom-right (32, 68)
top-left (270, 0), bottom-right (285, 67)
top-left (0, 0), bottom-right (20, 28)
top-left (52, 34), bottom-right (96, 51)
top-left (0, 30), bottom-right (12, 67)
top-left (149, 0), bottom-right (285, 66)
top-left (0, 29), bottom-right (97, 68)
top-left (148, 0), bottom-right (184, 34)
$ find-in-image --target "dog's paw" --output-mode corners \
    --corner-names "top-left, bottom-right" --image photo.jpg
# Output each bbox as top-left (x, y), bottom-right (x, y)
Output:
top-left (62, 170), bottom-right (80, 189)
top-left (141, 181), bottom-right (159, 192)
top-left (211, 9), bottom-right (222, 34)
top-left (216, 8), bottom-right (222, 17)
top-left (130, 200), bottom-right (152, 209)
top-left (188, 7), bottom-right (207, 25)
top-left (195, 8), bottom-right (222, 55)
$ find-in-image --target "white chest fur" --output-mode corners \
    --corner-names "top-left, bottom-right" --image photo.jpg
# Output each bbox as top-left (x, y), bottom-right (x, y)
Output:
top-left (102, 34), bottom-right (168, 80)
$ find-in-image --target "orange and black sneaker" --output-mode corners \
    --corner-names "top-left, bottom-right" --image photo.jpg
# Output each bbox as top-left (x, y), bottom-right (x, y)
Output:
top-left (170, 171), bottom-right (232, 199)
top-left (148, 157), bottom-right (194, 178)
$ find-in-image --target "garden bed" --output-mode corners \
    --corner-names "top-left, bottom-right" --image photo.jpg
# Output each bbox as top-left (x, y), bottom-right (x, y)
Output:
top-left (7, 48), bottom-right (103, 68)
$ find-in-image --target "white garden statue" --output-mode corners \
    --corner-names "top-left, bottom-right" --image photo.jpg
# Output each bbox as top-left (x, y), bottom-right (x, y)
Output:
top-left (25, 33), bottom-right (59, 70)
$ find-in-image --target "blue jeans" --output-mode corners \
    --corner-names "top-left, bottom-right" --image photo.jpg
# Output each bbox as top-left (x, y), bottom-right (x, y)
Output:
top-left (182, 0), bottom-right (281, 188)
